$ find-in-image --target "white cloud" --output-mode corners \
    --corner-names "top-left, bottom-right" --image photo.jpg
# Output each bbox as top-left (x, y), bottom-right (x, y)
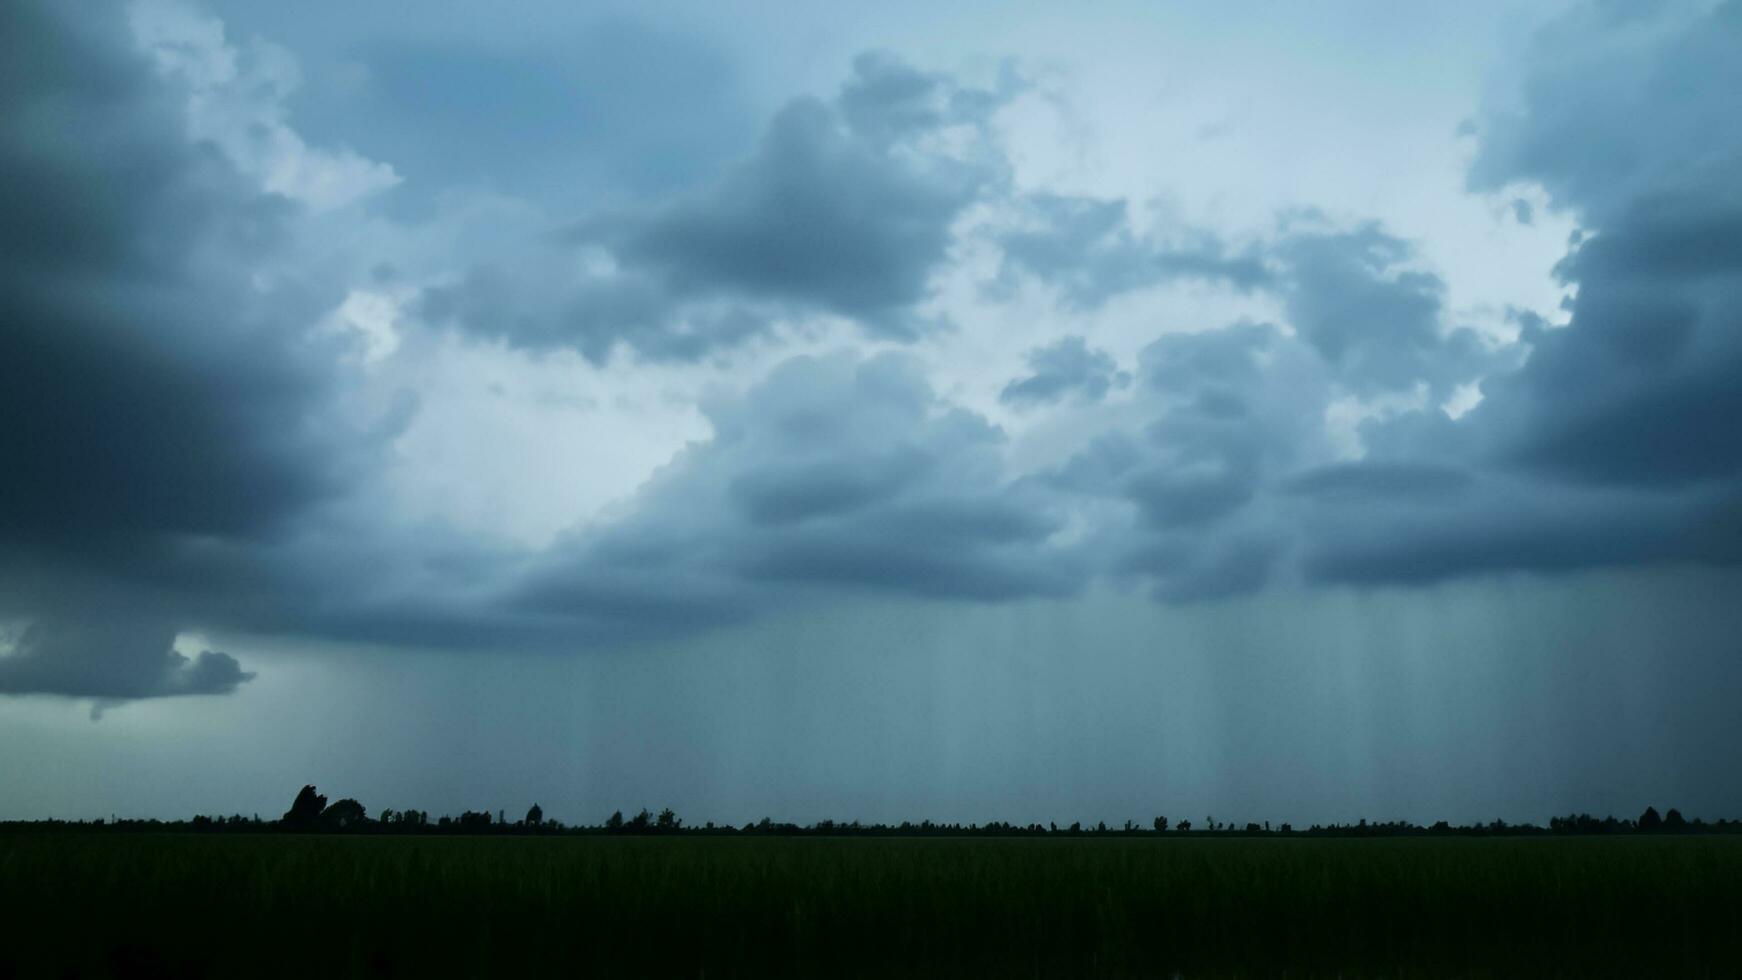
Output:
top-left (129, 0), bottom-right (400, 210)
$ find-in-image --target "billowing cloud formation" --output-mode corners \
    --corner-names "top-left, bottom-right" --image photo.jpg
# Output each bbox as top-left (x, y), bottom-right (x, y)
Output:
top-left (1039, 323), bottom-right (1334, 601)
top-left (4, 0), bottom-right (1741, 713)
top-left (518, 351), bottom-right (1082, 633)
top-left (1274, 220), bottom-right (1508, 397)
top-left (1467, 2), bottom-right (1742, 489)
top-left (0, 619), bottom-right (251, 707)
top-left (1293, 0), bottom-right (1742, 583)
top-left (0, 0), bottom-right (378, 704)
top-left (420, 52), bottom-right (1018, 362)
top-left (1000, 336), bottom-right (1126, 407)
top-left (129, 0), bottom-right (400, 210)
top-left (0, 1), bottom-right (329, 554)
top-left (992, 193), bottom-right (1271, 309)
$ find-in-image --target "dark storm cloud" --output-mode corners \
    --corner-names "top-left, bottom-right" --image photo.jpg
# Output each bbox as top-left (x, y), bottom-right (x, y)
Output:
top-left (991, 193), bottom-right (1271, 309)
top-left (1294, 479), bottom-right (1742, 587)
top-left (416, 261), bottom-right (767, 365)
top-left (0, 0), bottom-right (362, 702)
top-left (1031, 323), bottom-right (1335, 603)
top-left (1290, 0), bottom-right (1742, 585)
top-left (1020, 46), bottom-right (1742, 600)
top-left (517, 351), bottom-right (1084, 628)
top-left (0, 619), bottom-right (252, 705)
top-left (1284, 461), bottom-right (1474, 501)
top-left (1459, 1), bottom-right (1742, 483)
top-left (999, 336), bottom-right (1126, 407)
top-left (0, 0), bottom-right (335, 553)
top-left (8, 0), bottom-right (1742, 719)
top-left (613, 99), bottom-right (974, 331)
top-left (1465, 1), bottom-right (1742, 227)
top-left (1273, 221), bottom-right (1506, 397)
top-left (420, 53), bottom-right (1017, 361)
top-left (1477, 207), bottom-right (1742, 487)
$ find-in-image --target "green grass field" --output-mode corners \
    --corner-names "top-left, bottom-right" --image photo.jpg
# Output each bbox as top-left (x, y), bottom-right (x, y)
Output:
top-left (3, 834), bottom-right (1738, 977)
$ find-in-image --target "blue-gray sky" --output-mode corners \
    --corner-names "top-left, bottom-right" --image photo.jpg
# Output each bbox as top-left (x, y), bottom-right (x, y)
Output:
top-left (2, 0), bottom-right (1739, 827)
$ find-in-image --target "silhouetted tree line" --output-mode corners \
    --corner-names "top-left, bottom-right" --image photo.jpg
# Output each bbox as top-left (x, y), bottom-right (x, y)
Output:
top-left (5, 790), bottom-right (1740, 839)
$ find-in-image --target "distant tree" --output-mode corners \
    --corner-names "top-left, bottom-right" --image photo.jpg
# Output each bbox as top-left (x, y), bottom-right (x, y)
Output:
top-left (605, 810), bottom-right (624, 831)
top-left (321, 799), bottom-right (367, 830)
top-left (525, 804), bottom-right (544, 826)
top-left (1153, 816), bottom-right (1169, 832)
top-left (1639, 806), bottom-right (1663, 832)
top-left (1176, 820), bottom-right (1192, 832)
top-left (1245, 823), bottom-right (1262, 833)
top-left (282, 785), bottom-right (327, 829)
top-left (1664, 808), bottom-right (1687, 831)
top-left (656, 808), bottom-right (679, 831)
top-left (628, 809), bottom-right (652, 831)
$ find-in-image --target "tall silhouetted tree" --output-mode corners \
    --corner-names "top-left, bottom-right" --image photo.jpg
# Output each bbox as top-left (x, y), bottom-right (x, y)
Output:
top-left (1664, 808), bottom-right (1687, 831)
top-left (321, 799), bottom-right (367, 830)
top-left (282, 785), bottom-right (326, 829)
top-left (525, 804), bottom-right (544, 826)
top-left (1639, 806), bottom-right (1663, 831)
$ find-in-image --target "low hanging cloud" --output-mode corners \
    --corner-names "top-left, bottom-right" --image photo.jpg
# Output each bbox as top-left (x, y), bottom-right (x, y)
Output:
top-left (0, 619), bottom-right (252, 708)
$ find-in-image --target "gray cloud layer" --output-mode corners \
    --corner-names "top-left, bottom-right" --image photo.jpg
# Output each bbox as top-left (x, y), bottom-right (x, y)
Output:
top-left (4, 0), bottom-right (1740, 707)
top-left (1295, 0), bottom-right (1742, 584)
top-left (0, 3), bottom-right (334, 553)
top-left (0, 0), bottom-right (367, 702)
top-left (517, 352), bottom-right (1083, 635)
top-left (419, 53), bottom-right (1017, 362)
top-left (1000, 336), bottom-right (1127, 407)
top-left (0, 619), bottom-right (250, 708)
top-left (990, 193), bottom-right (1272, 309)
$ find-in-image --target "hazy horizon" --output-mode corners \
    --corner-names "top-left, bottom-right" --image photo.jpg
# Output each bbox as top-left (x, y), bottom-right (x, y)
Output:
top-left (4, 0), bottom-right (1740, 827)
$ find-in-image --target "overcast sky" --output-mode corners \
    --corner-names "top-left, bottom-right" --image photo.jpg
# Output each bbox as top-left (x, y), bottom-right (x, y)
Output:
top-left (3, 0), bottom-right (1739, 827)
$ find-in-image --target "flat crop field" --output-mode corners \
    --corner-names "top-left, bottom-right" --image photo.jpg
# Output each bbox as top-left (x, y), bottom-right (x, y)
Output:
top-left (3, 834), bottom-right (1738, 977)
